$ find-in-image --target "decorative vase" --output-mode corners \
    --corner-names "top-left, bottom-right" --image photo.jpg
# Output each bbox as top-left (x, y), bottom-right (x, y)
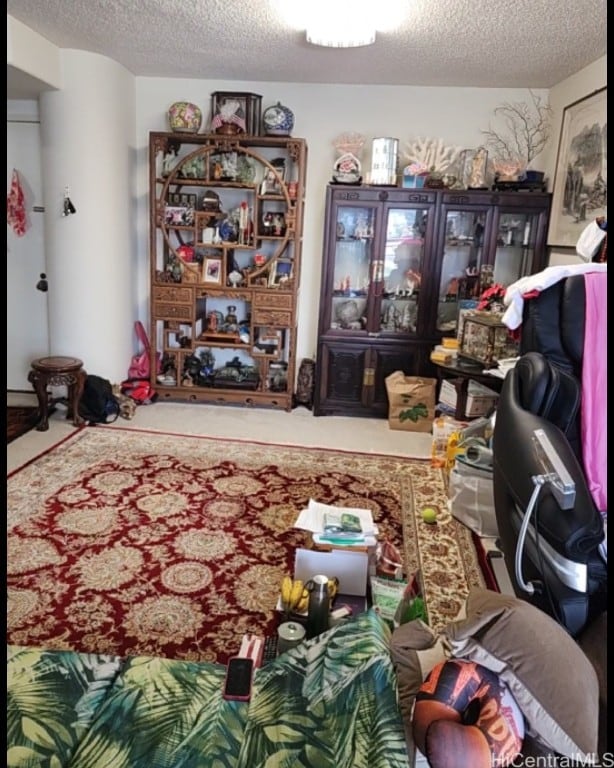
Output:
top-left (168, 101), bottom-right (202, 134)
top-left (262, 102), bottom-right (294, 136)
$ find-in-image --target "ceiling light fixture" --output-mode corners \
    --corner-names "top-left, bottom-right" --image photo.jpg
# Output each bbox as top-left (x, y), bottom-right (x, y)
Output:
top-left (272, 0), bottom-right (408, 49)
top-left (306, 18), bottom-right (376, 48)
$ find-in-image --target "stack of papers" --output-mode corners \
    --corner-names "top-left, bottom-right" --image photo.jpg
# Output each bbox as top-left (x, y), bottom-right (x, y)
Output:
top-left (294, 500), bottom-right (378, 547)
top-left (483, 357), bottom-right (519, 379)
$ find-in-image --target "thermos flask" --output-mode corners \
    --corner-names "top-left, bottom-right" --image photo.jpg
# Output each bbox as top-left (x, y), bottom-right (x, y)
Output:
top-left (306, 574), bottom-right (330, 639)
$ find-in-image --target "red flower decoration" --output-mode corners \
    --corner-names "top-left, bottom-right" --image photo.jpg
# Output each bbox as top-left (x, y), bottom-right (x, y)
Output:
top-left (477, 283), bottom-right (506, 311)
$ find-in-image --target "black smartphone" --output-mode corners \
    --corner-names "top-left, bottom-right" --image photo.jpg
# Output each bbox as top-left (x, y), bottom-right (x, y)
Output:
top-left (222, 656), bottom-right (254, 701)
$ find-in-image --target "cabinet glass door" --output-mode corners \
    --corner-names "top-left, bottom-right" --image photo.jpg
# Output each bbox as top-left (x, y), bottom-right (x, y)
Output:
top-left (436, 208), bottom-right (488, 334)
top-left (377, 206), bottom-right (429, 335)
top-left (492, 210), bottom-right (540, 287)
top-left (328, 204), bottom-right (377, 332)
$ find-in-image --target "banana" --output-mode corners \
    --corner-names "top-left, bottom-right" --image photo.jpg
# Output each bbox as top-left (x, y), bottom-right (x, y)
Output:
top-left (328, 578), bottom-right (339, 601)
top-left (289, 579), bottom-right (304, 610)
top-left (295, 588), bottom-right (309, 614)
top-left (280, 575), bottom-right (293, 611)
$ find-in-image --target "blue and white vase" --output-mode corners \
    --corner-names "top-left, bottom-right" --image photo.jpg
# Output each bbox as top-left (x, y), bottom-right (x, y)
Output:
top-left (262, 102), bottom-right (294, 136)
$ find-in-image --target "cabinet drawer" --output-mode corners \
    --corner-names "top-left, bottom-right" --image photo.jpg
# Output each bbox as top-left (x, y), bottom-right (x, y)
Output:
top-left (253, 292), bottom-right (293, 310)
top-left (153, 286), bottom-right (193, 303)
top-left (253, 309), bottom-right (292, 325)
top-left (153, 303), bottom-right (193, 320)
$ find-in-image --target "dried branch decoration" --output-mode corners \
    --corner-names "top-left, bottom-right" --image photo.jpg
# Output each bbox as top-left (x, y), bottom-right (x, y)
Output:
top-left (481, 90), bottom-right (552, 167)
top-left (403, 137), bottom-right (462, 173)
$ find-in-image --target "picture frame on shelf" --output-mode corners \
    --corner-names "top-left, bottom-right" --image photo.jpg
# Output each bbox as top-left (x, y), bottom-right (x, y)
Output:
top-left (168, 192), bottom-right (198, 208)
top-left (210, 91), bottom-right (262, 136)
top-left (203, 257), bottom-right (222, 284)
top-left (260, 157), bottom-right (286, 195)
top-left (164, 206), bottom-right (194, 226)
top-left (269, 259), bottom-right (293, 287)
top-left (548, 86), bottom-right (607, 248)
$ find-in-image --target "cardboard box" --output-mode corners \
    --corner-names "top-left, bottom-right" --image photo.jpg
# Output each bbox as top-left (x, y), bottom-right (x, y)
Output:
top-left (294, 548), bottom-right (369, 596)
top-left (439, 378), bottom-right (499, 418)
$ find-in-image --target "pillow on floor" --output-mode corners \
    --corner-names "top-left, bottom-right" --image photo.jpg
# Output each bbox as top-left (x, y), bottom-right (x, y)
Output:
top-left (390, 619), bottom-right (447, 755)
top-left (441, 588), bottom-right (599, 761)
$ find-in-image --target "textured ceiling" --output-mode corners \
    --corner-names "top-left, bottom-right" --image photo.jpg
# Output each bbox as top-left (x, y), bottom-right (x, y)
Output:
top-left (7, 0), bottom-right (607, 97)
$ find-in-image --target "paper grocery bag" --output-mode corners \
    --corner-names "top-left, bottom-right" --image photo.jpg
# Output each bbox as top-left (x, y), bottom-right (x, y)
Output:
top-left (385, 371), bottom-right (436, 433)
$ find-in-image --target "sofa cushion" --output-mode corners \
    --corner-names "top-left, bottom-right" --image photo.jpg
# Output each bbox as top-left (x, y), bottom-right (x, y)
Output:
top-left (441, 589), bottom-right (599, 761)
top-left (390, 619), bottom-right (447, 758)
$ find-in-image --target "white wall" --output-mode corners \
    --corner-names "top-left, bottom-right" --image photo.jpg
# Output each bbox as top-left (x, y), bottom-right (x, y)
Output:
top-left (7, 15), bottom-right (61, 90)
top-left (39, 50), bottom-right (136, 383)
top-left (7, 103), bottom-right (49, 389)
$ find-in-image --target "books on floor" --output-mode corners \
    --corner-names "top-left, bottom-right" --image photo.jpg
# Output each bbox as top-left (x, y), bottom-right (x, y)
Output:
top-left (294, 500), bottom-right (378, 547)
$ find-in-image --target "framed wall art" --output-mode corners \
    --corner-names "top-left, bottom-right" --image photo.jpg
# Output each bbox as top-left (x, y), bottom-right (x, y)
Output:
top-left (548, 87), bottom-right (607, 248)
top-left (203, 257), bottom-right (222, 284)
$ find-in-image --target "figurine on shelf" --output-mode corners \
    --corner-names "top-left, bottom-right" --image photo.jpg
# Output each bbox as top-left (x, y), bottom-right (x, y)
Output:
top-left (262, 211), bottom-right (274, 235)
top-left (385, 241), bottom-right (422, 294)
top-left (228, 270), bottom-right (243, 287)
top-left (207, 311), bottom-right (219, 332)
top-left (332, 132), bottom-right (365, 185)
top-left (211, 98), bottom-right (246, 135)
top-left (332, 153), bottom-right (362, 185)
top-left (273, 213), bottom-right (286, 236)
top-left (162, 141), bottom-right (180, 176)
top-left (225, 305), bottom-right (238, 329)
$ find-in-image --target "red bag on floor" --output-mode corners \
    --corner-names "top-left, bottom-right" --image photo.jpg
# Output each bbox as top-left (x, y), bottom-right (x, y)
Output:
top-left (120, 379), bottom-right (158, 405)
top-left (128, 321), bottom-right (161, 380)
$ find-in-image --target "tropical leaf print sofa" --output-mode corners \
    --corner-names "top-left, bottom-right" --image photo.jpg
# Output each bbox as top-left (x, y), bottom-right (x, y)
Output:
top-left (7, 609), bottom-right (411, 768)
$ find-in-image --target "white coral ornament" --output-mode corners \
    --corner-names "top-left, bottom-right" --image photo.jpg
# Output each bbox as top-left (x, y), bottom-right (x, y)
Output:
top-left (403, 138), bottom-right (461, 173)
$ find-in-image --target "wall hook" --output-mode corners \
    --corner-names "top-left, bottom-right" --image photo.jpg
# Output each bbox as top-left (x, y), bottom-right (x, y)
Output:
top-left (62, 186), bottom-right (76, 216)
top-left (36, 273), bottom-right (48, 292)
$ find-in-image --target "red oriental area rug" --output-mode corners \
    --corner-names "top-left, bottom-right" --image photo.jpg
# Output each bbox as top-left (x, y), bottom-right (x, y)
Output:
top-left (7, 427), bottom-right (492, 664)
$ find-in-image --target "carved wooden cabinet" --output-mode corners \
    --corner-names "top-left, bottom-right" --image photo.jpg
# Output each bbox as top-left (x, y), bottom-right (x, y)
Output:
top-left (314, 184), bottom-right (551, 417)
top-left (148, 131), bottom-right (307, 410)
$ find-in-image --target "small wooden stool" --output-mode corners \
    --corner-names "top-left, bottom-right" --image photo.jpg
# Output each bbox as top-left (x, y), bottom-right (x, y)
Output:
top-left (28, 356), bottom-right (87, 431)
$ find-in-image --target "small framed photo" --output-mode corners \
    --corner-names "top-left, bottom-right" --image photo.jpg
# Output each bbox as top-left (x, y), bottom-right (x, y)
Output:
top-left (269, 259), bottom-right (293, 287)
top-left (203, 257), bottom-right (222, 284)
top-left (164, 206), bottom-right (194, 226)
top-left (260, 157), bottom-right (287, 195)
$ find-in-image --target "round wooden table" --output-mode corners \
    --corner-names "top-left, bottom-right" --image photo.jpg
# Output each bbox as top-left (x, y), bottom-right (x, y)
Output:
top-left (28, 356), bottom-right (87, 431)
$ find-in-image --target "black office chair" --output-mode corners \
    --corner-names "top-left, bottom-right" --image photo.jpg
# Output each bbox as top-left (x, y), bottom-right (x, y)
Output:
top-left (492, 274), bottom-right (607, 636)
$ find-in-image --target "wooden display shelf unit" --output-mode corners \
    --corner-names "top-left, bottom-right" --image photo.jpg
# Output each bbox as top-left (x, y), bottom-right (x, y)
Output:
top-left (149, 131), bottom-right (307, 411)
